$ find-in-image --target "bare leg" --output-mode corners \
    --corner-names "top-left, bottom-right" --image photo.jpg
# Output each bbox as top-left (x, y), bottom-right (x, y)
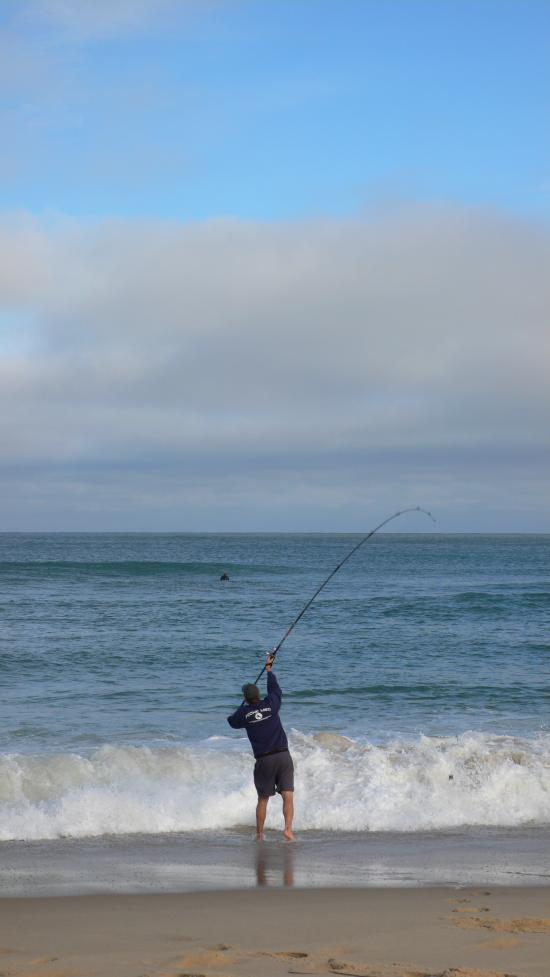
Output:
top-left (256, 796), bottom-right (268, 841)
top-left (281, 790), bottom-right (294, 841)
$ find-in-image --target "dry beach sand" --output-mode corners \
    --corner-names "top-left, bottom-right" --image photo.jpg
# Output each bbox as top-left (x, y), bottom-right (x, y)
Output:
top-left (0, 887), bottom-right (549, 977)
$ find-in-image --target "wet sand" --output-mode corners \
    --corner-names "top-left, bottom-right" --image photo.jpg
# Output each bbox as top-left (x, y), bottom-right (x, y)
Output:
top-left (3, 827), bottom-right (550, 896)
top-left (0, 886), bottom-right (549, 977)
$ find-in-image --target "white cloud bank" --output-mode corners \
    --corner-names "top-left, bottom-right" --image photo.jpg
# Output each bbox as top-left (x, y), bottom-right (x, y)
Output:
top-left (0, 206), bottom-right (548, 530)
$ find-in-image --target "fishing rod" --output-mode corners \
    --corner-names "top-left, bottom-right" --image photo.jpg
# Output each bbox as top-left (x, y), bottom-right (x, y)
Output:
top-left (252, 506), bottom-right (435, 686)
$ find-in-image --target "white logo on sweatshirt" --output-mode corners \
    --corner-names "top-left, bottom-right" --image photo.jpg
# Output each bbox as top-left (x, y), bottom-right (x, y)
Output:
top-left (246, 706), bottom-right (271, 723)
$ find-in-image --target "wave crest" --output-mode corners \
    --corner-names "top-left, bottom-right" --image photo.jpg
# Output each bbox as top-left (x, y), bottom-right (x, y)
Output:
top-left (1, 731), bottom-right (549, 840)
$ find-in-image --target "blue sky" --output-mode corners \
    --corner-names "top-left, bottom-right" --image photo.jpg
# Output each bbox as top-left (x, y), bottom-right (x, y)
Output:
top-left (0, 1), bottom-right (549, 531)
top-left (2, 0), bottom-right (549, 221)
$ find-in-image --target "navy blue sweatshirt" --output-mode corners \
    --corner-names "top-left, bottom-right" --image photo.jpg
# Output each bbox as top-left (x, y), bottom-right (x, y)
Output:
top-left (227, 671), bottom-right (289, 759)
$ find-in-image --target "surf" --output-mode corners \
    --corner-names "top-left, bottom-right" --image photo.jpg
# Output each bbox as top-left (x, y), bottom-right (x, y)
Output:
top-left (1, 730), bottom-right (549, 841)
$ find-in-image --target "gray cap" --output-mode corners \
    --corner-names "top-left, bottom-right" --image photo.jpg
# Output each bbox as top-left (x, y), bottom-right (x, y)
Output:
top-left (242, 683), bottom-right (260, 703)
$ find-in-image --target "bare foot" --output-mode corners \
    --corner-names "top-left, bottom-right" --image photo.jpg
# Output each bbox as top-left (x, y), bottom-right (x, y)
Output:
top-left (256, 832), bottom-right (264, 842)
top-left (283, 829), bottom-right (295, 842)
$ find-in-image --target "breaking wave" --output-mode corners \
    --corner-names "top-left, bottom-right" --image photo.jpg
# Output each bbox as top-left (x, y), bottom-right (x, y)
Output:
top-left (1, 731), bottom-right (549, 840)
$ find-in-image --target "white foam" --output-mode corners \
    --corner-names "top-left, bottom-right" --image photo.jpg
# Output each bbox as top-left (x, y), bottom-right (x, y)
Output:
top-left (1, 731), bottom-right (549, 840)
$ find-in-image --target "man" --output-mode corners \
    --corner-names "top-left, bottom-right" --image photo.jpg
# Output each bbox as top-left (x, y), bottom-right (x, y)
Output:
top-left (227, 654), bottom-right (294, 842)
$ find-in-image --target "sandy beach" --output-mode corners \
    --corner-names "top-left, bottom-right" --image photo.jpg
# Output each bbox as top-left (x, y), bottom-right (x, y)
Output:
top-left (0, 886), bottom-right (549, 977)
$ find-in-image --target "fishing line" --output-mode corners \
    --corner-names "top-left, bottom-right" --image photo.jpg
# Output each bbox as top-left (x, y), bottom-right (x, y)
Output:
top-left (252, 506), bottom-right (435, 685)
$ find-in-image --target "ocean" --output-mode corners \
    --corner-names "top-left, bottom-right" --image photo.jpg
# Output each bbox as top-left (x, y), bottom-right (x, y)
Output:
top-left (1, 532), bottom-right (549, 893)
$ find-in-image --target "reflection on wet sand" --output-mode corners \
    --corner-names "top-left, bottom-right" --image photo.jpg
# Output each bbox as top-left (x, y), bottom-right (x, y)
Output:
top-left (256, 842), bottom-right (294, 887)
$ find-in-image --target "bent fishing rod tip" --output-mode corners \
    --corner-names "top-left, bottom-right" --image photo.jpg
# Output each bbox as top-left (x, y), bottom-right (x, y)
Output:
top-left (415, 506), bottom-right (436, 522)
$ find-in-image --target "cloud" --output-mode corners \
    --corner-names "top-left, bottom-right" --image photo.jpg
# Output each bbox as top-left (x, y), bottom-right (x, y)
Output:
top-left (0, 206), bottom-right (548, 529)
top-left (19, 0), bottom-right (186, 40)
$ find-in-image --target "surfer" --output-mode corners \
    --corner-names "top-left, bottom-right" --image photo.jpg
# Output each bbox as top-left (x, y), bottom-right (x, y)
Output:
top-left (220, 572), bottom-right (230, 581)
top-left (227, 654), bottom-right (295, 842)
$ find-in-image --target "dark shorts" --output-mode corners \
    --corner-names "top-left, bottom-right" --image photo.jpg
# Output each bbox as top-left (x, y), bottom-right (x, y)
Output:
top-left (254, 750), bottom-right (294, 797)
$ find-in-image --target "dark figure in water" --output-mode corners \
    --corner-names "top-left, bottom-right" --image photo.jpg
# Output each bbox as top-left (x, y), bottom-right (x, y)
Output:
top-left (220, 572), bottom-right (230, 581)
top-left (227, 654), bottom-right (294, 841)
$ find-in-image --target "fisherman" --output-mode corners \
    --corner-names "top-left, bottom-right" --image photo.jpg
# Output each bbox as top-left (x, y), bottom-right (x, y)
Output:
top-left (227, 653), bottom-right (294, 842)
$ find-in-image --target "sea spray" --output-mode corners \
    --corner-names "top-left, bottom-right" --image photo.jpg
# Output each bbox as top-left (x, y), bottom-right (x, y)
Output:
top-left (1, 731), bottom-right (549, 841)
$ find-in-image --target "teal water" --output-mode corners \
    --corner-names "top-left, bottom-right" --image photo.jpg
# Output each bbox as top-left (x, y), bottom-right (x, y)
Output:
top-left (1, 533), bottom-right (548, 749)
top-left (1, 533), bottom-right (549, 844)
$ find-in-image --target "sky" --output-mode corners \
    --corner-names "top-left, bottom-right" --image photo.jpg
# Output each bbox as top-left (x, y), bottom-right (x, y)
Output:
top-left (1, 0), bottom-right (549, 531)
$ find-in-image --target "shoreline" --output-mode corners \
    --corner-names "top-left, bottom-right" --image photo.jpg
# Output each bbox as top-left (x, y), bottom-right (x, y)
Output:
top-left (2, 825), bottom-right (550, 897)
top-left (1, 886), bottom-right (549, 977)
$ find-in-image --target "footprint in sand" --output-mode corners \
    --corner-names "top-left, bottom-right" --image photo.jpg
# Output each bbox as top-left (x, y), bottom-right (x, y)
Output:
top-left (327, 959), bottom-right (367, 974)
top-left (451, 907), bottom-right (490, 914)
top-left (439, 969), bottom-right (520, 977)
top-left (259, 950), bottom-right (309, 959)
top-left (327, 961), bottom-right (420, 977)
top-left (325, 963), bottom-right (522, 977)
top-left (450, 914), bottom-right (550, 934)
top-left (172, 948), bottom-right (237, 971)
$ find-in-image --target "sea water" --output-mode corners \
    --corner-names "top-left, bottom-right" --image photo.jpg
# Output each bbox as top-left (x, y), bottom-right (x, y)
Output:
top-left (1, 532), bottom-right (549, 892)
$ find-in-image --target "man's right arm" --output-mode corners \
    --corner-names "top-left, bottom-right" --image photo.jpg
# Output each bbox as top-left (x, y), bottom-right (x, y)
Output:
top-left (266, 670), bottom-right (282, 713)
